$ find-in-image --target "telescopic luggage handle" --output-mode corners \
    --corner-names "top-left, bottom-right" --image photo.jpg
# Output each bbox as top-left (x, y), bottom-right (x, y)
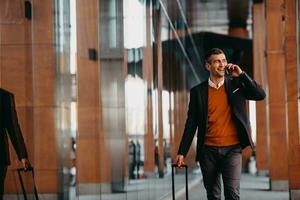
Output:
top-left (171, 164), bottom-right (189, 200)
top-left (17, 167), bottom-right (39, 200)
top-left (17, 167), bottom-right (34, 172)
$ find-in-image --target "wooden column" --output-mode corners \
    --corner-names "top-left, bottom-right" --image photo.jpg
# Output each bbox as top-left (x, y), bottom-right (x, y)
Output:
top-left (173, 64), bottom-right (191, 165)
top-left (174, 90), bottom-right (183, 162)
top-left (0, 0), bottom-right (35, 194)
top-left (227, 0), bottom-right (249, 38)
top-left (143, 1), bottom-right (155, 176)
top-left (253, 2), bottom-right (269, 175)
top-left (32, 0), bottom-right (58, 194)
top-left (1, 0), bottom-right (60, 197)
top-left (155, 6), bottom-right (165, 177)
top-left (168, 49), bottom-right (176, 163)
top-left (98, 0), bottom-right (126, 192)
top-left (77, 0), bottom-right (111, 194)
top-left (227, 1), bottom-right (252, 170)
top-left (285, 0), bottom-right (300, 198)
top-left (266, 0), bottom-right (289, 191)
top-left (174, 90), bottom-right (181, 160)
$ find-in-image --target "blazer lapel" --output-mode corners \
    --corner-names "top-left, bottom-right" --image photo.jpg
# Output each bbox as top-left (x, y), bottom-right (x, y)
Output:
top-left (200, 81), bottom-right (208, 118)
top-left (225, 77), bottom-right (233, 104)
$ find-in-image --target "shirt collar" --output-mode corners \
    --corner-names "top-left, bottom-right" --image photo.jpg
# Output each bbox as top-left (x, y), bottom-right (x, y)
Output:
top-left (208, 78), bottom-right (224, 89)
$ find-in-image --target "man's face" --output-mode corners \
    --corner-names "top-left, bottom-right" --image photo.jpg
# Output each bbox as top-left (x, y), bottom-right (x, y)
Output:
top-left (205, 53), bottom-right (227, 78)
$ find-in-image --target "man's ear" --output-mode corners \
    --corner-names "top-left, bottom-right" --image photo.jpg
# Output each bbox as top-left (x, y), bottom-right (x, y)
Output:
top-left (205, 63), bottom-right (210, 71)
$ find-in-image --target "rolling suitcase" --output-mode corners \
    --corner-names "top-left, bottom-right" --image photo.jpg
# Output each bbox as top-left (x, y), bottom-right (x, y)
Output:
top-left (17, 167), bottom-right (39, 200)
top-left (171, 164), bottom-right (188, 200)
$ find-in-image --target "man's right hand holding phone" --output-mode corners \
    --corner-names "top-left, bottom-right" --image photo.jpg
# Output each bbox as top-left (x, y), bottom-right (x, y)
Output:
top-left (225, 63), bottom-right (243, 77)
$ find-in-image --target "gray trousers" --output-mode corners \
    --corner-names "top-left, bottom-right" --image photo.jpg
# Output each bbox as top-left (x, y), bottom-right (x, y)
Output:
top-left (199, 144), bottom-right (242, 200)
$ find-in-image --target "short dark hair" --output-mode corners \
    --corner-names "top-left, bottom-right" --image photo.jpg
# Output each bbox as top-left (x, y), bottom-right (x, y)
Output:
top-left (205, 48), bottom-right (225, 63)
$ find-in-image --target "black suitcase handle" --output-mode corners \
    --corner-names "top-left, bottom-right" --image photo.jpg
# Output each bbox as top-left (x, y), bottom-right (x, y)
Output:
top-left (171, 164), bottom-right (188, 200)
top-left (17, 167), bottom-right (39, 200)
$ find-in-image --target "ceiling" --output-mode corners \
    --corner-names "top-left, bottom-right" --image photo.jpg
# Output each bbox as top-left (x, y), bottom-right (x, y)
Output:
top-left (164, 0), bottom-right (251, 35)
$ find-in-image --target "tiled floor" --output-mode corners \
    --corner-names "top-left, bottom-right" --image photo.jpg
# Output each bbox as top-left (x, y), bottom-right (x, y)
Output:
top-left (74, 171), bottom-right (289, 200)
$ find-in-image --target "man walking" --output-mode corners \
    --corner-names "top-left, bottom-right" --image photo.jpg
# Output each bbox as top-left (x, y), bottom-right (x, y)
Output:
top-left (176, 48), bottom-right (265, 199)
top-left (0, 88), bottom-right (30, 200)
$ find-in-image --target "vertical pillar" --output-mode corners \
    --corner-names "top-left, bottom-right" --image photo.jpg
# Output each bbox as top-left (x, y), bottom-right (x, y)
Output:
top-left (143, 0), bottom-right (155, 177)
top-left (30, 0), bottom-right (60, 195)
top-left (167, 49), bottom-right (176, 163)
top-left (155, 6), bottom-right (165, 177)
top-left (169, 54), bottom-right (175, 162)
top-left (227, 0), bottom-right (249, 37)
top-left (54, 0), bottom-right (73, 198)
top-left (253, 1), bottom-right (269, 175)
top-left (266, 0), bottom-right (289, 191)
top-left (32, 0), bottom-right (60, 195)
top-left (99, 0), bottom-right (126, 192)
top-left (172, 62), bottom-right (190, 164)
top-left (1, 0), bottom-right (61, 197)
top-left (174, 91), bottom-right (182, 162)
top-left (77, 0), bottom-right (112, 194)
top-left (227, 0), bottom-right (252, 170)
top-left (0, 0), bottom-right (34, 194)
top-left (285, 0), bottom-right (300, 198)
top-left (173, 91), bottom-right (181, 159)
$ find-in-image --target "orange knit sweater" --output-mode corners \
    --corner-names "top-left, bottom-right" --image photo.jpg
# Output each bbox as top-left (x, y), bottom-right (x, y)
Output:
top-left (204, 85), bottom-right (240, 146)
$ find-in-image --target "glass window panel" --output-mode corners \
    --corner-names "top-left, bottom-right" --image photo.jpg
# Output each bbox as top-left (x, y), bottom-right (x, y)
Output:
top-left (123, 0), bottom-right (146, 48)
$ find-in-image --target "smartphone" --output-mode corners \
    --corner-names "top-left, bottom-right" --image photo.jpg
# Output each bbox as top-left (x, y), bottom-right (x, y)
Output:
top-left (225, 68), bottom-right (233, 75)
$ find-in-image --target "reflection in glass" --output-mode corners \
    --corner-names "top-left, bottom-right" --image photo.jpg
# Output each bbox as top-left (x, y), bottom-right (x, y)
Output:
top-left (123, 0), bottom-right (146, 48)
top-left (75, 0), bottom-right (250, 199)
top-left (70, 0), bottom-right (77, 75)
top-left (125, 76), bottom-right (147, 135)
top-left (109, 0), bottom-right (117, 48)
top-left (54, 0), bottom-right (73, 199)
top-left (125, 75), bottom-right (147, 180)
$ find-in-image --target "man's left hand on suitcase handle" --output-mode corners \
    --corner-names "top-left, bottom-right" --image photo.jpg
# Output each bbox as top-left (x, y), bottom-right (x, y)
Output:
top-left (21, 158), bottom-right (31, 171)
top-left (176, 154), bottom-right (185, 168)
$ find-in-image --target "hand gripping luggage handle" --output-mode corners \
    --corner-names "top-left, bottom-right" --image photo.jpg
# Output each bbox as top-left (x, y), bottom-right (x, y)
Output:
top-left (17, 166), bottom-right (34, 172)
top-left (171, 164), bottom-right (188, 200)
top-left (171, 164), bottom-right (188, 168)
top-left (17, 167), bottom-right (39, 200)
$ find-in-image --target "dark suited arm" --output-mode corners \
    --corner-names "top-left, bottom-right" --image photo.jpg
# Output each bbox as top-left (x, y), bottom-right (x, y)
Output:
top-left (238, 72), bottom-right (266, 100)
top-left (5, 93), bottom-right (28, 161)
top-left (177, 88), bottom-right (198, 157)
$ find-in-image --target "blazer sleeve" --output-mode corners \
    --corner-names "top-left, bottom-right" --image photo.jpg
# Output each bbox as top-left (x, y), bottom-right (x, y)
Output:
top-left (238, 72), bottom-right (266, 100)
top-left (4, 92), bottom-right (28, 161)
top-left (177, 88), bottom-right (198, 157)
